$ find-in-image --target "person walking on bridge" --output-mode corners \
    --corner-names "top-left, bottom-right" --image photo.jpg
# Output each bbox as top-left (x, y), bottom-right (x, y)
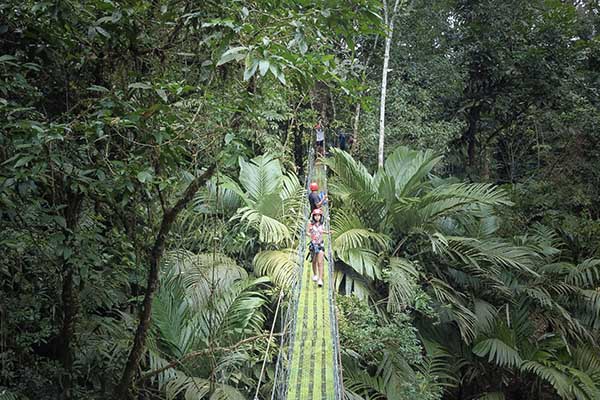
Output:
top-left (315, 120), bottom-right (325, 158)
top-left (308, 182), bottom-right (327, 212)
top-left (308, 208), bottom-right (330, 287)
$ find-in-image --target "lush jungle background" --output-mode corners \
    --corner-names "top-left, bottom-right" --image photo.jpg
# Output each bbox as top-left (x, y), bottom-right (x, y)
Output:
top-left (2, 0), bottom-right (600, 399)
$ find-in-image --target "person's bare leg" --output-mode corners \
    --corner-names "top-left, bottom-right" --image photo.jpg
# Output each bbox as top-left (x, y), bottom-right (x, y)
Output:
top-left (312, 253), bottom-right (318, 281)
top-left (317, 251), bottom-right (324, 286)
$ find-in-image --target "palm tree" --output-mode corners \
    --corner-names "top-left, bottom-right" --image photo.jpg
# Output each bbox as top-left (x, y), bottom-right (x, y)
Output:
top-left (220, 153), bottom-right (307, 289)
top-left (144, 250), bottom-right (270, 399)
top-left (324, 147), bottom-right (511, 308)
top-left (134, 154), bottom-right (308, 399)
top-left (325, 147), bottom-right (600, 399)
top-left (221, 153), bottom-right (305, 246)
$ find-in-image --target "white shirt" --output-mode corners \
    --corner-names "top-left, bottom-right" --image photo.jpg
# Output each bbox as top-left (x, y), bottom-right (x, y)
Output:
top-left (316, 127), bottom-right (324, 141)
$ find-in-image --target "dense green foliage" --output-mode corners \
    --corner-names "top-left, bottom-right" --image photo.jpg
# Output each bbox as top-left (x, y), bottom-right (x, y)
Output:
top-left (2, 0), bottom-right (600, 399)
top-left (338, 295), bottom-right (443, 400)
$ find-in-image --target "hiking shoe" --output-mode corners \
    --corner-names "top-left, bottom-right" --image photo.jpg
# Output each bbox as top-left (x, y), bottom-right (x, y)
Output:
top-left (312, 275), bottom-right (318, 282)
top-left (317, 279), bottom-right (323, 287)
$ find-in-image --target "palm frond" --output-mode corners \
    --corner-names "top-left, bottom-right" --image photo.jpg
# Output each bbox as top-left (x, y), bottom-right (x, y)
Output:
top-left (224, 154), bottom-right (304, 246)
top-left (334, 268), bottom-right (373, 299)
top-left (280, 172), bottom-right (303, 201)
top-left (420, 340), bottom-right (459, 390)
top-left (209, 385), bottom-right (247, 400)
top-left (520, 361), bottom-right (573, 399)
top-left (193, 178), bottom-right (242, 214)
top-left (211, 277), bottom-right (270, 342)
top-left (382, 146), bottom-right (443, 197)
top-left (332, 212), bottom-right (391, 253)
top-left (255, 192), bottom-right (284, 217)
top-left (337, 248), bottom-right (382, 281)
top-left (386, 257), bottom-right (420, 313)
top-left (451, 206), bottom-right (500, 238)
top-left (565, 259), bottom-right (600, 288)
top-left (429, 278), bottom-right (477, 343)
top-left (149, 267), bottom-right (268, 399)
top-left (164, 372), bottom-right (210, 399)
top-left (253, 248), bottom-right (299, 289)
top-left (146, 350), bottom-right (180, 390)
top-left (515, 223), bottom-right (562, 258)
top-left (520, 286), bottom-right (593, 342)
top-left (472, 338), bottom-right (522, 368)
top-left (446, 237), bottom-right (541, 277)
top-left (573, 345), bottom-right (600, 377)
top-left (164, 250), bottom-right (248, 311)
top-left (237, 206), bottom-right (292, 244)
top-left (524, 339), bottom-right (600, 399)
top-left (152, 280), bottom-right (199, 357)
top-left (473, 213), bottom-right (500, 239)
top-left (0, 390), bottom-right (28, 400)
top-left (218, 173), bottom-right (253, 207)
top-left (325, 149), bottom-right (375, 193)
top-left (409, 183), bottom-right (512, 223)
top-left (343, 362), bottom-right (388, 400)
top-left (238, 153), bottom-right (283, 201)
top-left (473, 299), bottom-right (499, 336)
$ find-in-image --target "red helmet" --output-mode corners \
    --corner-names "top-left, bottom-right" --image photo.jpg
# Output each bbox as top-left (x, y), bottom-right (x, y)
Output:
top-left (312, 208), bottom-right (323, 216)
top-left (309, 182), bottom-right (318, 191)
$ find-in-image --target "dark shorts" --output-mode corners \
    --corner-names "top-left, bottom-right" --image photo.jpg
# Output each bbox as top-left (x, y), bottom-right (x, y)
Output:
top-left (316, 140), bottom-right (324, 147)
top-left (309, 241), bottom-right (324, 259)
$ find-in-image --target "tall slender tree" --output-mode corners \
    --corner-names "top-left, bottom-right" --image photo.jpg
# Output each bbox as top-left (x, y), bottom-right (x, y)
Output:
top-left (378, 0), bottom-right (402, 168)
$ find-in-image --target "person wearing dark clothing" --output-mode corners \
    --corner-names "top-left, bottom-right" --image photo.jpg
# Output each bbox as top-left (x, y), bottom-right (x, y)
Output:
top-left (338, 131), bottom-right (347, 151)
top-left (308, 182), bottom-right (327, 211)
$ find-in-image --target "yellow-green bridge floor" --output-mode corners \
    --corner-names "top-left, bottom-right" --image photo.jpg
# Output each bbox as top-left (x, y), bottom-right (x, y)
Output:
top-left (285, 163), bottom-right (340, 400)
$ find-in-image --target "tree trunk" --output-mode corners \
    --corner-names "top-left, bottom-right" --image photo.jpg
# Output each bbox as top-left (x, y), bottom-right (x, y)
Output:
top-left (465, 105), bottom-right (480, 168)
top-left (352, 102), bottom-right (361, 155)
top-left (378, 0), bottom-right (401, 168)
top-left (59, 268), bottom-right (76, 400)
top-left (293, 124), bottom-right (304, 177)
top-left (481, 144), bottom-right (490, 181)
top-left (113, 165), bottom-right (216, 399)
top-left (353, 35), bottom-right (379, 156)
top-left (58, 191), bottom-right (83, 400)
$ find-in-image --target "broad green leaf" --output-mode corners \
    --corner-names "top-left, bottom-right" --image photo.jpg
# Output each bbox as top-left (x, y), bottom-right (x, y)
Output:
top-left (258, 60), bottom-right (269, 76)
top-left (473, 338), bottom-right (522, 368)
top-left (137, 169), bottom-right (154, 183)
top-left (88, 85), bottom-right (109, 92)
top-left (217, 46), bottom-right (247, 66)
top-left (129, 82), bottom-right (152, 90)
top-left (95, 26), bottom-right (111, 38)
top-left (14, 155), bottom-right (34, 168)
top-left (155, 89), bottom-right (168, 102)
top-left (244, 59), bottom-right (259, 81)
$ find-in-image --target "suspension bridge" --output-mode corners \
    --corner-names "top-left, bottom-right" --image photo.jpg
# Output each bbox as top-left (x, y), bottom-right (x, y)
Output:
top-left (266, 153), bottom-right (344, 400)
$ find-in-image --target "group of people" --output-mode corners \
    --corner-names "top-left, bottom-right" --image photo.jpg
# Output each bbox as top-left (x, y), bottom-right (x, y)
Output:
top-left (314, 121), bottom-right (354, 157)
top-left (305, 120), bottom-right (348, 287)
top-left (307, 181), bottom-right (329, 287)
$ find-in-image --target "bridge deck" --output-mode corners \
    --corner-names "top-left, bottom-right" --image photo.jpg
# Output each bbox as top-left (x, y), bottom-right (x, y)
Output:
top-left (286, 164), bottom-right (337, 400)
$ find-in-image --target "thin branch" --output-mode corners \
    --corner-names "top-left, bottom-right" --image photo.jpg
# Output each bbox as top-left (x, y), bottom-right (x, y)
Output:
top-left (138, 332), bottom-right (283, 382)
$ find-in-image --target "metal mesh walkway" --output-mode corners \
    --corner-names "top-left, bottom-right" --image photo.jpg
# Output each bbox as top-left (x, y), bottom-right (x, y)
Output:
top-left (286, 233), bottom-right (336, 399)
top-left (270, 156), bottom-right (343, 400)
